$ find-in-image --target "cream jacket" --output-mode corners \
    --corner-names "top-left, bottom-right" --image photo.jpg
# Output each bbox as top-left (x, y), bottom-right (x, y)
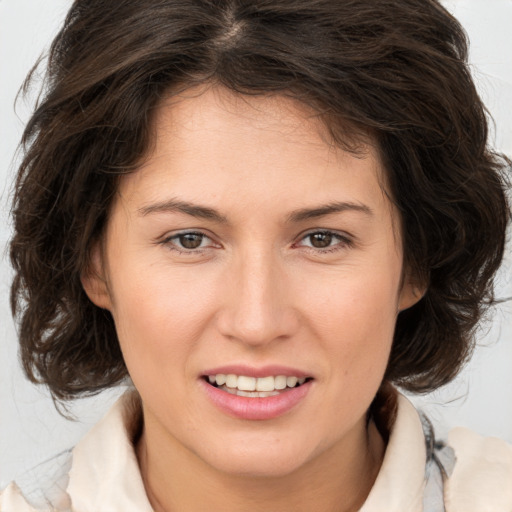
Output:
top-left (2, 392), bottom-right (512, 511)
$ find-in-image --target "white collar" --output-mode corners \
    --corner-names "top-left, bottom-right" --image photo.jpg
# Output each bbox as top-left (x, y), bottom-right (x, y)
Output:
top-left (360, 394), bottom-right (426, 511)
top-left (67, 391), bottom-right (153, 511)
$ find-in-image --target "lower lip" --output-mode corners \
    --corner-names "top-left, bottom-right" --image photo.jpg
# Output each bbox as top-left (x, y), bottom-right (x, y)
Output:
top-left (201, 379), bottom-right (312, 421)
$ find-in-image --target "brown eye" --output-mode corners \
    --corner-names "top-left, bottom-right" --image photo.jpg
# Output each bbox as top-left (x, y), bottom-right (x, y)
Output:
top-left (178, 233), bottom-right (204, 249)
top-left (308, 232), bottom-right (333, 248)
top-left (296, 230), bottom-right (351, 253)
top-left (162, 231), bottom-right (219, 255)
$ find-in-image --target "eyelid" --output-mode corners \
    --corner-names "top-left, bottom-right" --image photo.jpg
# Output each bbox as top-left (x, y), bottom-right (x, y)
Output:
top-left (294, 229), bottom-right (354, 250)
top-left (159, 229), bottom-right (221, 252)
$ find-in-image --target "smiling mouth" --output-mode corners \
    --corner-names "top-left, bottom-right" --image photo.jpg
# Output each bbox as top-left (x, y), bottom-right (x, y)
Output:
top-left (203, 374), bottom-right (313, 398)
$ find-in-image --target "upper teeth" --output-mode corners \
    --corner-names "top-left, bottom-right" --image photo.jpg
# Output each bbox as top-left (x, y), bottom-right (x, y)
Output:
top-left (208, 374), bottom-right (306, 391)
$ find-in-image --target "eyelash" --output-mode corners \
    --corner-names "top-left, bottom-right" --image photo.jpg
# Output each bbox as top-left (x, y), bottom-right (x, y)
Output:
top-left (160, 231), bottom-right (216, 255)
top-left (159, 230), bottom-right (353, 255)
top-left (294, 230), bottom-right (353, 253)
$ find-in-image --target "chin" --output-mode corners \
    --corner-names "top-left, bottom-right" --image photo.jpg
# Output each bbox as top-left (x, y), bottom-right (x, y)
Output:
top-left (199, 437), bottom-right (317, 479)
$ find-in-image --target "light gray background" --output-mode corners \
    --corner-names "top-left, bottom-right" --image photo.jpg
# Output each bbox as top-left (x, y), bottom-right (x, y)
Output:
top-left (1, 0), bottom-right (511, 487)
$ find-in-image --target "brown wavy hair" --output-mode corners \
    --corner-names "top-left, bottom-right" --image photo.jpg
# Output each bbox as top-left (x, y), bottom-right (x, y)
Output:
top-left (10, 0), bottom-right (510, 401)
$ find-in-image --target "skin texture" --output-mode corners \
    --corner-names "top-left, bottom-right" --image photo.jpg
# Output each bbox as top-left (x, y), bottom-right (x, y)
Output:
top-left (83, 86), bottom-right (420, 512)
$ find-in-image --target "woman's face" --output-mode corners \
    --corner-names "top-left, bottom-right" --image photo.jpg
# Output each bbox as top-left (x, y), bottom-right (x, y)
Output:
top-left (84, 86), bottom-right (418, 477)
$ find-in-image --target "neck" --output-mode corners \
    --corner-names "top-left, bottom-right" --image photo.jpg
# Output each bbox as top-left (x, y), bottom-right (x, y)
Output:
top-left (136, 416), bottom-right (385, 512)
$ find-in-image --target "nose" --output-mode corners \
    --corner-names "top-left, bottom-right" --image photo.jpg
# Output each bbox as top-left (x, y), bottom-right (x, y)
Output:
top-left (216, 248), bottom-right (299, 347)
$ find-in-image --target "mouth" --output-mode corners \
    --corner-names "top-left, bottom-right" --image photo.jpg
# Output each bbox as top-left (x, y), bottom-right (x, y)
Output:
top-left (202, 374), bottom-right (314, 398)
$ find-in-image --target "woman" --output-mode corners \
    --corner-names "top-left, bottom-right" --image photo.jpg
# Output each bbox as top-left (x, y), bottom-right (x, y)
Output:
top-left (2, 0), bottom-right (511, 510)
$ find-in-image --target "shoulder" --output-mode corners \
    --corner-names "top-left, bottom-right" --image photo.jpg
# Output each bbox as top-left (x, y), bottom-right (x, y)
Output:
top-left (2, 391), bottom-right (148, 512)
top-left (1, 482), bottom-right (40, 511)
top-left (0, 449), bottom-right (72, 511)
top-left (444, 427), bottom-right (512, 511)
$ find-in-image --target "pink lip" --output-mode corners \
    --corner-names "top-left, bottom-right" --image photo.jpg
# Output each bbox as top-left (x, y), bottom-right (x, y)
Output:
top-left (200, 377), bottom-right (313, 421)
top-left (202, 364), bottom-right (311, 379)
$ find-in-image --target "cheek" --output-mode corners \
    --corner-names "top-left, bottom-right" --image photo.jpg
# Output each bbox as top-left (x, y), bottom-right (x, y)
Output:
top-left (299, 267), bottom-right (399, 373)
top-left (107, 261), bottom-right (219, 370)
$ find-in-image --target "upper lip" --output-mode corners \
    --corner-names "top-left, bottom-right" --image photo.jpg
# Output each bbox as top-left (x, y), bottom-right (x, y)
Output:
top-left (202, 364), bottom-right (312, 379)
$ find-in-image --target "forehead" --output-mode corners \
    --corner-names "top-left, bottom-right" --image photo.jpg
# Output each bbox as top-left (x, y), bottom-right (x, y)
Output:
top-left (150, 85), bottom-right (375, 160)
top-left (116, 86), bottom-right (392, 221)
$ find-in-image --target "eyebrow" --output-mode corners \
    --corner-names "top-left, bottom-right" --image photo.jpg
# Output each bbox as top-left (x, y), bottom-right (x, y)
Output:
top-left (286, 201), bottom-right (374, 223)
top-left (138, 198), bottom-right (373, 223)
top-left (138, 198), bottom-right (228, 223)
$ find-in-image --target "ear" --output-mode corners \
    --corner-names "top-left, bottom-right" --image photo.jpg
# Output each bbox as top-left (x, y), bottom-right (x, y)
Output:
top-left (397, 271), bottom-right (427, 313)
top-left (80, 241), bottom-right (113, 310)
